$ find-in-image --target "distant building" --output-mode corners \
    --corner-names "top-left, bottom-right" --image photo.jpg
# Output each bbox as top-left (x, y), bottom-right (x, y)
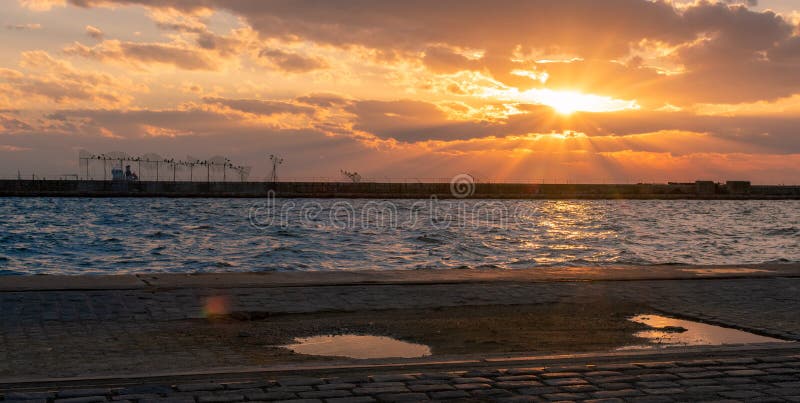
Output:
top-left (726, 181), bottom-right (751, 195)
top-left (111, 167), bottom-right (125, 181)
top-left (695, 180), bottom-right (716, 195)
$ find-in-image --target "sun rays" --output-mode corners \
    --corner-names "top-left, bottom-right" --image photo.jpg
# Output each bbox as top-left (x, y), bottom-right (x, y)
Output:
top-left (482, 87), bottom-right (641, 115)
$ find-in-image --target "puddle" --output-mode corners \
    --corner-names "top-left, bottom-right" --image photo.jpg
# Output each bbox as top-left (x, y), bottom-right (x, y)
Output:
top-left (680, 268), bottom-right (772, 276)
top-left (283, 334), bottom-right (432, 359)
top-left (620, 314), bottom-right (788, 350)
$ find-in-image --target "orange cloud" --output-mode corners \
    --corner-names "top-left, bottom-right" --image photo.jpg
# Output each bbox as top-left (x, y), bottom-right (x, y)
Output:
top-left (258, 48), bottom-right (328, 73)
top-left (63, 40), bottom-right (221, 70)
top-left (5, 0), bottom-right (800, 183)
top-left (0, 51), bottom-right (145, 108)
top-left (18, 0), bottom-right (64, 11)
top-left (85, 25), bottom-right (103, 39)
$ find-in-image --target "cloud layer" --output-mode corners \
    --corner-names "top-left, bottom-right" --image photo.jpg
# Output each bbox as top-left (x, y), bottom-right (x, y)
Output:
top-left (2, 0), bottom-right (800, 183)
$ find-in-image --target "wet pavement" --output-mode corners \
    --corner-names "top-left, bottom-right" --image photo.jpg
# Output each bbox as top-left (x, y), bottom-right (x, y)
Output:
top-left (0, 267), bottom-right (799, 392)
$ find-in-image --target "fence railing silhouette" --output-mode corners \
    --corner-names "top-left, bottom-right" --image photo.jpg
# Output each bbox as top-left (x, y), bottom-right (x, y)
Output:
top-left (2, 173), bottom-right (798, 186)
top-left (76, 152), bottom-right (252, 182)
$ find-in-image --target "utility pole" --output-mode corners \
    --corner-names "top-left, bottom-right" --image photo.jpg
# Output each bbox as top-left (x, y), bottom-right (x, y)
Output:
top-left (269, 154), bottom-right (284, 183)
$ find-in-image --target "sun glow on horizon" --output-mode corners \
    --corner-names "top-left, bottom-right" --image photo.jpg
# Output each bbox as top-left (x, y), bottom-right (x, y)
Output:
top-left (536, 90), bottom-right (639, 114)
top-left (483, 87), bottom-right (640, 114)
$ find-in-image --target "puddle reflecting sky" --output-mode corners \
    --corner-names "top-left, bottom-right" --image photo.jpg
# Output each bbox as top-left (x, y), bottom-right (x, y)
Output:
top-left (680, 268), bottom-right (773, 276)
top-left (284, 334), bottom-right (432, 359)
top-left (624, 314), bottom-right (788, 349)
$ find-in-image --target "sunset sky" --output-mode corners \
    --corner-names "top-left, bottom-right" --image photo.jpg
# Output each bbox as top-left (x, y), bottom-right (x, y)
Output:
top-left (2, 0), bottom-right (800, 183)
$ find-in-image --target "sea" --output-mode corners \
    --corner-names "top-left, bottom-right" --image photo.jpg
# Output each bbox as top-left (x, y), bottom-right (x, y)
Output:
top-left (0, 198), bottom-right (797, 275)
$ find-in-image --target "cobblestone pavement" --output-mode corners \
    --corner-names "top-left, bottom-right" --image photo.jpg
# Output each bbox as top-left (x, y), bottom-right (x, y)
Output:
top-left (2, 347), bottom-right (800, 402)
top-left (1, 277), bottom-right (799, 377)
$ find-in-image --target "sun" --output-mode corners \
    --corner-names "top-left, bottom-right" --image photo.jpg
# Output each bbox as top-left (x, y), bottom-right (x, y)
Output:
top-left (485, 87), bottom-right (640, 115)
top-left (533, 89), bottom-right (639, 115)
top-left (541, 90), bottom-right (592, 114)
top-left (543, 91), bottom-right (584, 114)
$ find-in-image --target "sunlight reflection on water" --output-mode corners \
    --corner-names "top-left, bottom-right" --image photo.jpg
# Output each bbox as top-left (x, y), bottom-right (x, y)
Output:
top-left (0, 198), bottom-right (798, 274)
top-left (620, 314), bottom-right (789, 350)
top-left (284, 334), bottom-right (432, 359)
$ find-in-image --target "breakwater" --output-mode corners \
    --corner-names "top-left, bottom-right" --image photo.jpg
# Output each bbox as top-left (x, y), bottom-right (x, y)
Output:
top-left (1, 179), bottom-right (799, 198)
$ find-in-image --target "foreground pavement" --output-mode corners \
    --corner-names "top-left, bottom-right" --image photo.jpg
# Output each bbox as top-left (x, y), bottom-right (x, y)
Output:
top-left (1, 344), bottom-right (799, 402)
top-left (1, 265), bottom-right (799, 401)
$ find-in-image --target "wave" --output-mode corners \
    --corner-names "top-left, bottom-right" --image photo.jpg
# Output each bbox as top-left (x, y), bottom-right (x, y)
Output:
top-left (185, 224), bottom-right (212, 231)
top-left (1, 198), bottom-right (798, 275)
top-left (414, 235), bottom-right (445, 245)
top-left (145, 231), bottom-right (176, 239)
top-left (764, 227), bottom-right (799, 236)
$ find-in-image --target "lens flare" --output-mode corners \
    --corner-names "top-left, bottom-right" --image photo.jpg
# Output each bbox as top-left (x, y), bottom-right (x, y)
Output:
top-left (203, 295), bottom-right (231, 317)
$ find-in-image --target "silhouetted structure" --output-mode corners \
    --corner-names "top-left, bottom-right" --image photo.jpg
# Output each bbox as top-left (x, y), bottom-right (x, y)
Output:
top-left (78, 150), bottom-right (251, 182)
top-left (1, 179), bottom-right (793, 199)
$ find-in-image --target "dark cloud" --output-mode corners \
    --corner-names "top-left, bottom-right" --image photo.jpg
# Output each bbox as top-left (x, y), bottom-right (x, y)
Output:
top-left (64, 40), bottom-right (219, 70)
top-left (59, 108), bottom-right (238, 136)
top-left (55, 0), bottom-right (689, 56)
top-left (769, 36), bottom-right (800, 62)
top-left (0, 114), bottom-right (34, 132)
top-left (195, 32), bottom-right (243, 56)
top-left (203, 97), bottom-right (316, 115)
top-left (346, 99), bottom-right (800, 152)
top-left (223, 0), bottom-right (689, 57)
top-left (153, 17), bottom-right (208, 34)
top-left (295, 93), bottom-right (349, 107)
top-left (51, 0), bottom-right (800, 103)
top-left (85, 25), bottom-right (103, 39)
top-left (346, 100), bottom-right (494, 142)
top-left (258, 48), bottom-right (327, 73)
top-left (422, 46), bottom-right (480, 74)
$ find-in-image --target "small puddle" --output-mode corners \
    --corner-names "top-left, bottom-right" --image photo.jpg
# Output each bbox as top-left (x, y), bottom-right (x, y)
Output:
top-left (284, 334), bottom-right (432, 359)
top-left (680, 268), bottom-right (772, 276)
top-left (620, 314), bottom-right (788, 350)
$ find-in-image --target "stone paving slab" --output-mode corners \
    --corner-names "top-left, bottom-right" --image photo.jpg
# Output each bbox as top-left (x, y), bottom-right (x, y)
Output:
top-left (2, 346), bottom-right (800, 402)
top-left (2, 268), bottom-right (799, 381)
top-left (2, 278), bottom-right (799, 339)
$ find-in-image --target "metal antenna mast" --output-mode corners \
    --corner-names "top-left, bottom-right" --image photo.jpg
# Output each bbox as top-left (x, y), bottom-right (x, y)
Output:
top-left (269, 154), bottom-right (284, 183)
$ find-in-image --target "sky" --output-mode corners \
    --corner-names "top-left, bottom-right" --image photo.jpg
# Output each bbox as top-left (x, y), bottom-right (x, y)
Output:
top-left (1, 0), bottom-right (800, 183)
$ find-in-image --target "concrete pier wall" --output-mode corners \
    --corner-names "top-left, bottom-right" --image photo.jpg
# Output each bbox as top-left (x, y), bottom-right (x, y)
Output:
top-left (0, 179), bottom-right (799, 199)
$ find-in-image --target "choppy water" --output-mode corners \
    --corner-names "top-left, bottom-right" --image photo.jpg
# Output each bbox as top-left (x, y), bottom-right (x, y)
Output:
top-left (0, 198), bottom-right (798, 275)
